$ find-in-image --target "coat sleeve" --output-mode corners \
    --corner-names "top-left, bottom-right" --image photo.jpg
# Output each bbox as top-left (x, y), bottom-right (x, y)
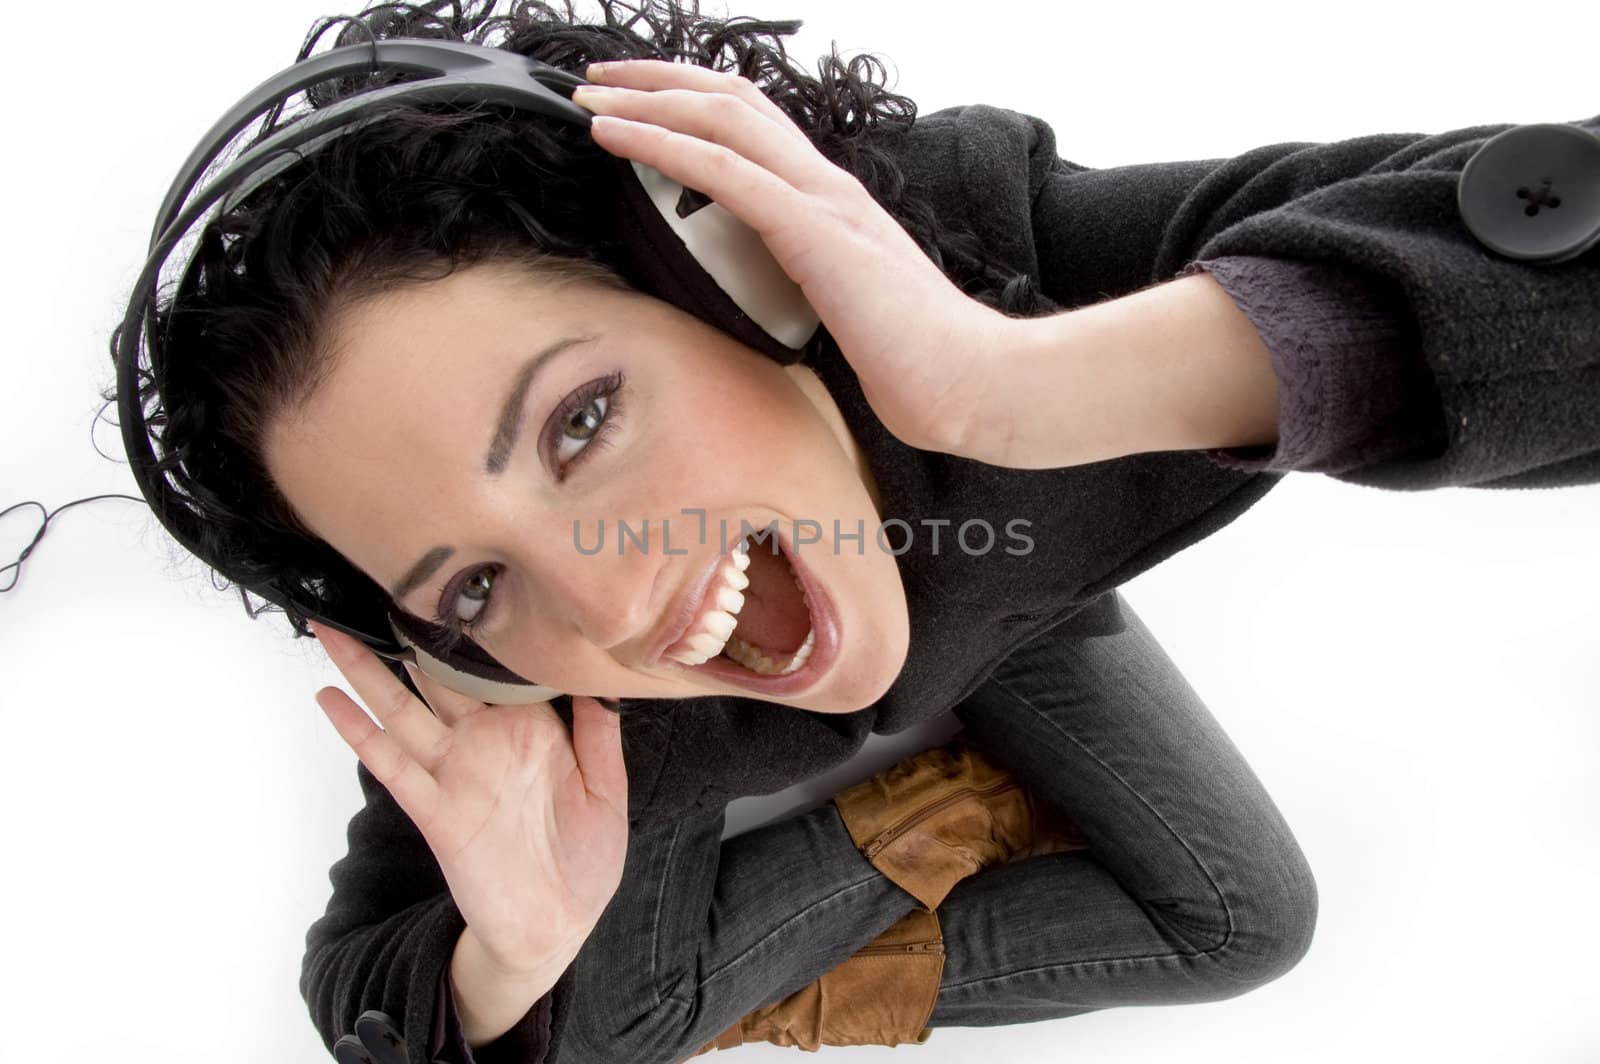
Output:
top-left (880, 103), bottom-right (1600, 490)
top-left (1176, 253), bottom-right (1448, 480)
top-left (300, 754), bottom-right (560, 1063)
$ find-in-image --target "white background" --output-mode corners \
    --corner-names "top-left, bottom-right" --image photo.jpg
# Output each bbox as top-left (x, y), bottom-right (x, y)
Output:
top-left (2, 1), bottom-right (1596, 1061)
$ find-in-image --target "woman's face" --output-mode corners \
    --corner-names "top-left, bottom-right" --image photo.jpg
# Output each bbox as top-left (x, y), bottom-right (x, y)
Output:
top-left (266, 260), bottom-right (910, 714)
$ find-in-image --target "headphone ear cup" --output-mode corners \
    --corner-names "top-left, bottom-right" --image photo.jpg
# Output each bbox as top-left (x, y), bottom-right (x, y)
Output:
top-left (387, 610), bottom-right (564, 705)
top-left (610, 156), bottom-right (819, 363)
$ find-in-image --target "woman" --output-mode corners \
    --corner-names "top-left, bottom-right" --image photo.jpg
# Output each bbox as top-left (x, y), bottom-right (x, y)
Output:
top-left (112, 1), bottom-right (1599, 1062)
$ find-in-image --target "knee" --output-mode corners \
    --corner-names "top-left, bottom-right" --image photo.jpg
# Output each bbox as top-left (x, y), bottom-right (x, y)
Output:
top-left (1189, 850), bottom-right (1319, 993)
top-left (563, 983), bottom-right (702, 1064)
top-left (563, 1017), bottom-right (689, 1064)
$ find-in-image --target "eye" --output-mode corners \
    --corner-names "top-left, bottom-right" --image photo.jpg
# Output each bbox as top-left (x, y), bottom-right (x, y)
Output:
top-left (554, 394), bottom-right (606, 464)
top-left (547, 371), bottom-right (625, 478)
top-left (448, 565), bottom-right (498, 633)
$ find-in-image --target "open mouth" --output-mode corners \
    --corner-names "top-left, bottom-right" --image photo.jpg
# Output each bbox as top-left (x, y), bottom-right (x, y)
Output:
top-left (659, 527), bottom-right (839, 695)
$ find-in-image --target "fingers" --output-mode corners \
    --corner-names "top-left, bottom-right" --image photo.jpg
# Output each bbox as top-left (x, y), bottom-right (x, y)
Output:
top-left (585, 59), bottom-right (809, 144)
top-left (310, 620), bottom-right (451, 769)
top-left (314, 684), bottom-right (439, 822)
top-left (569, 695), bottom-right (628, 817)
top-left (571, 59), bottom-right (866, 255)
top-left (575, 84), bottom-right (831, 190)
top-left (582, 114), bottom-right (807, 254)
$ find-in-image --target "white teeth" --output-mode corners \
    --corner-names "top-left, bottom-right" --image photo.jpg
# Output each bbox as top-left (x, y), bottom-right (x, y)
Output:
top-left (722, 627), bottom-right (816, 675)
top-left (663, 532), bottom-right (816, 673)
top-left (662, 538), bottom-right (757, 666)
top-left (702, 610), bottom-right (737, 641)
top-left (665, 605), bottom-right (741, 666)
top-left (686, 630), bottom-right (724, 656)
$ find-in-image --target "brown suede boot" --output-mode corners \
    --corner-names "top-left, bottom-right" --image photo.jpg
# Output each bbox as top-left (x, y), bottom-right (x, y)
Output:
top-left (831, 737), bottom-right (1088, 910)
top-left (693, 907), bottom-right (946, 1055)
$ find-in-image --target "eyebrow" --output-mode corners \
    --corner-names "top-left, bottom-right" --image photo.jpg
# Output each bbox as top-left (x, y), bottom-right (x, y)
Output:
top-left (485, 333), bottom-right (598, 475)
top-left (389, 333), bottom-right (598, 608)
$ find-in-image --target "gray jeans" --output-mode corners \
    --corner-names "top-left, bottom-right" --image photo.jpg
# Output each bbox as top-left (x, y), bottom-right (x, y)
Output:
top-left (561, 591), bottom-right (1318, 1062)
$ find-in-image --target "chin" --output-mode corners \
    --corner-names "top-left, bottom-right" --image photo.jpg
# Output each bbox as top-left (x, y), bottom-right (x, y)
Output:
top-left (797, 616), bottom-right (910, 715)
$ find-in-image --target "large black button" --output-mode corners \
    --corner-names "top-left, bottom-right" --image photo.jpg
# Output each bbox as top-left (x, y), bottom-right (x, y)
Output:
top-left (355, 1010), bottom-right (409, 1064)
top-left (333, 1033), bottom-right (375, 1064)
top-left (332, 1010), bottom-right (408, 1064)
top-left (1457, 121), bottom-right (1600, 263)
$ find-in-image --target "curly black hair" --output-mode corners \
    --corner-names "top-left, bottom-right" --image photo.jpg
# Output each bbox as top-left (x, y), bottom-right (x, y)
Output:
top-left (106, 0), bottom-right (1043, 660)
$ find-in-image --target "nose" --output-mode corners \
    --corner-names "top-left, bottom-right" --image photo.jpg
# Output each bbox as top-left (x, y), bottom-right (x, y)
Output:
top-left (524, 512), bottom-right (665, 658)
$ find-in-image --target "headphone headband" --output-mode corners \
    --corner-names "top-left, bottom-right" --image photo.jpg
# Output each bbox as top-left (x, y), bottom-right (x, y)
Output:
top-left (151, 40), bottom-right (589, 247)
top-left (117, 38), bottom-right (819, 704)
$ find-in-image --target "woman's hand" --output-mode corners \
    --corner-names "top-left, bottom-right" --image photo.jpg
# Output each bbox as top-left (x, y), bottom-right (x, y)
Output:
top-left (308, 620), bottom-right (628, 979)
top-left (572, 60), bottom-right (1014, 459)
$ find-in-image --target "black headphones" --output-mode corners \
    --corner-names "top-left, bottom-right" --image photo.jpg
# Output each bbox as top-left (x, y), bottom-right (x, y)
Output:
top-left (116, 37), bottom-right (821, 705)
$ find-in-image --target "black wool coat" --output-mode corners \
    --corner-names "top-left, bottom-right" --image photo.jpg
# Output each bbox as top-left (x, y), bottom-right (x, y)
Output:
top-left (300, 102), bottom-right (1600, 1063)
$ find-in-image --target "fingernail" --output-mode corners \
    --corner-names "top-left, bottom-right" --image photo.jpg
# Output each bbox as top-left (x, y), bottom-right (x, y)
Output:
top-left (570, 85), bottom-right (610, 113)
top-left (309, 621), bottom-right (342, 653)
top-left (586, 61), bottom-right (611, 82)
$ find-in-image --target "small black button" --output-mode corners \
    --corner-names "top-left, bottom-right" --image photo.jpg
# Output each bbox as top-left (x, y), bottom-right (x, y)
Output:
top-left (1457, 121), bottom-right (1600, 263)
